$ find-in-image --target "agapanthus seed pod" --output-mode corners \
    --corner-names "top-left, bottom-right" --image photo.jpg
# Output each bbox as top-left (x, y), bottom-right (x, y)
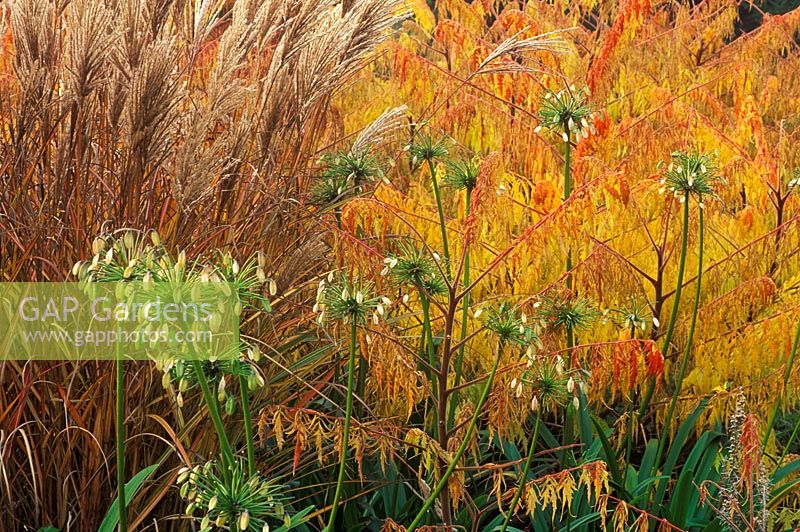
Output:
top-left (92, 237), bottom-right (105, 255)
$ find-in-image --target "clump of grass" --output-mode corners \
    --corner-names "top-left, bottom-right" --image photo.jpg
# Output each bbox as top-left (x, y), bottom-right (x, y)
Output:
top-left (0, 0), bottom-right (406, 527)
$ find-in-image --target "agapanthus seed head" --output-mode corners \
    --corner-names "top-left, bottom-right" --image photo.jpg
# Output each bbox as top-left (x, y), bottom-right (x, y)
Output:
top-left (484, 302), bottom-right (536, 346)
top-left (538, 293), bottom-right (599, 333)
top-left (318, 274), bottom-right (383, 325)
top-left (660, 151), bottom-right (720, 201)
top-left (444, 157), bottom-right (480, 192)
top-left (386, 243), bottom-right (447, 296)
top-left (519, 357), bottom-right (572, 411)
top-left (178, 459), bottom-right (290, 532)
top-left (311, 150), bottom-right (385, 206)
top-left (408, 134), bottom-right (449, 164)
top-left (537, 87), bottom-right (594, 142)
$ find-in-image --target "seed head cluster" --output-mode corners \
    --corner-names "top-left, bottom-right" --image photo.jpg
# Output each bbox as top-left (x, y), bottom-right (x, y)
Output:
top-left (534, 86), bottom-right (595, 143)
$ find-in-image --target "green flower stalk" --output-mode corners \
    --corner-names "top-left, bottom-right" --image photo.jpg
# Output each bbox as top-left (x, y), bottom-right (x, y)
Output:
top-left (316, 275), bottom-right (384, 531)
top-left (652, 206), bottom-right (705, 508)
top-left (444, 158), bottom-right (480, 428)
top-left (384, 244), bottom-right (447, 411)
top-left (407, 304), bottom-right (533, 530)
top-left (537, 292), bottom-right (597, 463)
top-left (535, 87), bottom-right (595, 292)
top-left (75, 229), bottom-right (159, 532)
top-left (639, 151), bottom-right (719, 417)
top-left (222, 252), bottom-right (273, 476)
top-left (115, 356), bottom-right (127, 532)
top-left (605, 300), bottom-right (655, 484)
top-left (409, 135), bottom-right (451, 274)
top-left (192, 360), bottom-right (237, 470)
top-left (500, 357), bottom-right (570, 532)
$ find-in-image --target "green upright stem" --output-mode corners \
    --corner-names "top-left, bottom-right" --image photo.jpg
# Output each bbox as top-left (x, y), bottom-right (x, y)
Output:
top-left (407, 340), bottom-right (505, 531)
top-left (500, 409), bottom-right (542, 532)
top-left (427, 158), bottom-right (450, 275)
top-left (563, 136), bottom-right (573, 292)
top-left (421, 295), bottom-right (439, 430)
top-left (191, 360), bottom-right (236, 472)
top-left (115, 359), bottom-right (128, 532)
top-left (560, 326), bottom-right (576, 467)
top-left (449, 189), bottom-right (472, 428)
top-left (764, 319), bottom-right (800, 450)
top-left (239, 375), bottom-right (256, 477)
top-left (639, 195), bottom-right (691, 418)
top-left (653, 206), bottom-right (703, 493)
top-left (561, 134), bottom-right (576, 469)
top-left (623, 325), bottom-right (637, 487)
top-left (325, 321), bottom-right (358, 532)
